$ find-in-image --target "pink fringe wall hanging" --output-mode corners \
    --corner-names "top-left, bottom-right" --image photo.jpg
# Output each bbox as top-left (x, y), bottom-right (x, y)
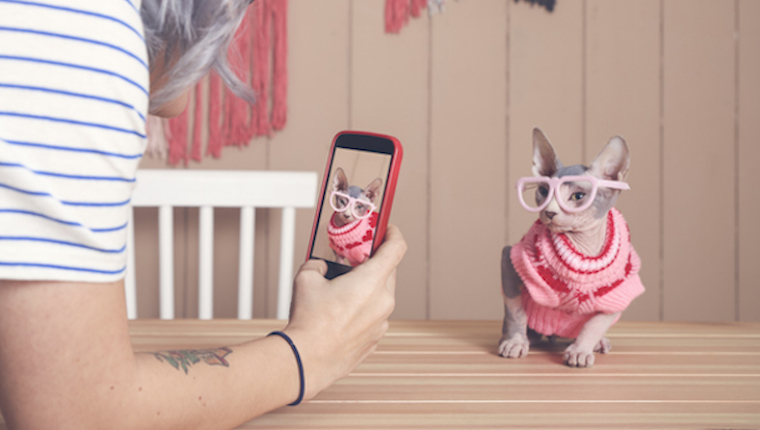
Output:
top-left (157, 0), bottom-right (288, 166)
top-left (385, 0), bottom-right (446, 33)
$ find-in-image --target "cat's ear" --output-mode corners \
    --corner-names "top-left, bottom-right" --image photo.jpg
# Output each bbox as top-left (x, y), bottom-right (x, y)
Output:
top-left (532, 128), bottom-right (563, 177)
top-left (588, 136), bottom-right (630, 182)
top-left (333, 168), bottom-right (348, 192)
top-left (363, 177), bottom-right (383, 202)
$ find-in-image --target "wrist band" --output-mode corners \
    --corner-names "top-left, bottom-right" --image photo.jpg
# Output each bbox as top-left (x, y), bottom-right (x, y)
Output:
top-left (267, 331), bottom-right (305, 406)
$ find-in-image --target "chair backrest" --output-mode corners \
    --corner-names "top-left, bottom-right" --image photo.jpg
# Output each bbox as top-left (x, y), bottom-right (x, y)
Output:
top-left (125, 169), bottom-right (317, 320)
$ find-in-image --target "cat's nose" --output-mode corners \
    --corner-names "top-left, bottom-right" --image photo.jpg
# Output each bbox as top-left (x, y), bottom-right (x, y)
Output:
top-left (544, 211), bottom-right (557, 220)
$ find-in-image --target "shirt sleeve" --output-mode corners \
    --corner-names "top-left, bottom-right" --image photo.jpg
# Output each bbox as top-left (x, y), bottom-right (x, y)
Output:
top-left (0, 0), bottom-right (149, 282)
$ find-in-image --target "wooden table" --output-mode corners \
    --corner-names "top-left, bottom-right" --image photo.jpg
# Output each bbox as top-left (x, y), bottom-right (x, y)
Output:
top-left (124, 319), bottom-right (760, 429)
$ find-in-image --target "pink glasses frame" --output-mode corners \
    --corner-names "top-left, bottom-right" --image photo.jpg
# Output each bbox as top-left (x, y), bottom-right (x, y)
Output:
top-left (329, 190), bottom-right (376, 219)
top-left (515, 175), bottom-right (630, 213)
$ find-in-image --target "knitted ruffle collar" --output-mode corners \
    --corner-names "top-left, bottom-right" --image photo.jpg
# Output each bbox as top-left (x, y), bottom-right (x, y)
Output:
top-left (327, 212), bottom-right (376, 237)
top-left (511, 207), bottom-right (644, 314)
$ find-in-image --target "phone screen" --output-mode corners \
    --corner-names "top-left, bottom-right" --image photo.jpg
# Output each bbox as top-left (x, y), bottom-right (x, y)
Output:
top-left (309, 134), bottom-right (397, 278)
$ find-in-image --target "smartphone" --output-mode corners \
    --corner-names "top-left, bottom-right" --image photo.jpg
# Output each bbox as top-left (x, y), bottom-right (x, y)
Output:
top-left (306, 131), bottom-right (403, 279)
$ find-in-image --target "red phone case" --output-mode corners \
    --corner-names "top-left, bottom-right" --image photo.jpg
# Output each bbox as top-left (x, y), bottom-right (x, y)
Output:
top-left (307, 130), bottom-right (403, 263)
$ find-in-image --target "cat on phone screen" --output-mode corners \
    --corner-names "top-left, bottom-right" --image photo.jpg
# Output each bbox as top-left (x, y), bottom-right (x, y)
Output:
top-left (499, 128), bottom-right (645, 367)
top-left (327, 167), bottom-right (382, 267)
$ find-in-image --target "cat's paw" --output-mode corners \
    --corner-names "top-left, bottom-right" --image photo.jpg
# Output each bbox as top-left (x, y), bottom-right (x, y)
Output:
top-left (498, 334), bottom-right (530, 358)
top-left (594, 337), bottom-right (612, 354)
top-left (563, 343), bottom-right (596, 367)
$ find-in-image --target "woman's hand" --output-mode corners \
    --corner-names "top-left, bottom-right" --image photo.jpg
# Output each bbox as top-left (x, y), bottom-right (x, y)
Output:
top-left (284, 225), bottom-right (407, 399)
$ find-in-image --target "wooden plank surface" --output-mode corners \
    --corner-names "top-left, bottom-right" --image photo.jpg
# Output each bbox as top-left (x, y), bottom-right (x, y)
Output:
top-left (4, 320), bottom-right (755, 427)
top-left (124, 320), bottom-right (760, 429)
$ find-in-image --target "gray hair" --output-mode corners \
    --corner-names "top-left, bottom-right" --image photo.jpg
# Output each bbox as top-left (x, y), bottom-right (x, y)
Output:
top-left (141, 0), bottom-right (256, 113)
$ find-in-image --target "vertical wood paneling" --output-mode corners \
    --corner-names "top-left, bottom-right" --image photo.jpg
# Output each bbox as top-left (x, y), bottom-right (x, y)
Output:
top-left (268, 0), bottom-right (351, 317)
top-left (136, 90), bottom-right (269, 318)
top-left (132, 206), bottom-right (189, 318)
top-left (351, 0), bottom-right (430, 319)
top-left (133, 207), bottom-right (160, 318)
top-left (585, 0), bottom-right (661, 320)
top-left (128, 1), bottom-right (760, 322)
top-left (211, 208), bottom-right (241, 318)
top-left (191, 88), bottom-right (269, 318)
top-left (508, 1), bottom-right (584, 246)
top-left (184, 208), bottom-right (200, 317)
top-left (429, 0), bottom-right (508, 320)
top-left (739, 0), bottom-right (760, 321)
top-left (184, 208), bottom-right (265, 319)
top-left (185, 158), bottom-right (269, 316)
top-left (663, 0), bottom-right (736, 321)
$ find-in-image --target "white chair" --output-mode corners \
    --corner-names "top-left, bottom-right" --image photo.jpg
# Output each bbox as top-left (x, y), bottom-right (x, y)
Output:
top-left (125, 169), bottom-right (317, 321)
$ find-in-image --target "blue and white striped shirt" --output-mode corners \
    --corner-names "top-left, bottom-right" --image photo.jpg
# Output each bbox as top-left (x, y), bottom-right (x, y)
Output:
top-left (0, 0), bottom-right (148, 282)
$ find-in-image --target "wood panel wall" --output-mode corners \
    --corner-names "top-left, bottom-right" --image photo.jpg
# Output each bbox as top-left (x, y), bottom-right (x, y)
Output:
top-left (134, 0), bottom-right (760, 322)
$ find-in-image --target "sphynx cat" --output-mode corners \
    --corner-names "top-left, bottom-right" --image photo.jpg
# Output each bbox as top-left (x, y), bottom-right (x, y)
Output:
top-left (499, 128), bottom-right (645, 367)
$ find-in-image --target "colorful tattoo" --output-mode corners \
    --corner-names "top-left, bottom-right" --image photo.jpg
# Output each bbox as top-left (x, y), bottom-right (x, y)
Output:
top-left (153, 347), bottom-right (233, 374)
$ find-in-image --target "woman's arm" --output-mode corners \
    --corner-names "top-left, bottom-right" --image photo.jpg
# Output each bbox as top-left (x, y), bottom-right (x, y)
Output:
top-left (0, 279), bottom-right (300, 430)
top-left (0, 226), bottom-right (406, 430)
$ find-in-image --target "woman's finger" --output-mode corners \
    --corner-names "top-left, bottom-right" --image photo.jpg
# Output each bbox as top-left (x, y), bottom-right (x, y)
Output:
top-left (298, 258), bottom-right (328, 277)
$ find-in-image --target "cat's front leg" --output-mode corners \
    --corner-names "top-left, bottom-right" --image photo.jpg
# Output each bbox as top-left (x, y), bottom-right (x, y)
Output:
top-left (499, 296), bottom-right (530, 358)
top-left (564, 312), bottom-right (619, 367)
top-left (498, 246), bottom-right (530, 358)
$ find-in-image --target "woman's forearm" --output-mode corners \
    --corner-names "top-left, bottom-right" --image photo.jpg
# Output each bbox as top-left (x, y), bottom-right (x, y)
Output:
top-left (0, 280), bottom-right (302, 430)
top-left (123, 336), bottom-right (301, 430)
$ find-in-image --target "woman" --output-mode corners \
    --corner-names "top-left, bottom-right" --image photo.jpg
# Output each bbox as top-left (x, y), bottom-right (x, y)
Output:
top-left (0, 1), bottom-right (406, 428)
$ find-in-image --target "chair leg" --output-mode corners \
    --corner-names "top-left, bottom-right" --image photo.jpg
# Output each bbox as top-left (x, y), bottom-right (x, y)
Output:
top-left (276, 207), bottom-right (296, 320)
top-left (238, 207), bottom-right (255, 319)
top-left (199, 206), bottom-right (214, 320)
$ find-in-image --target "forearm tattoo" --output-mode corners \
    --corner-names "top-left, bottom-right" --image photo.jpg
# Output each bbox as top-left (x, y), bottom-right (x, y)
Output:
top-left (152, 347), bottom-right (233, 374)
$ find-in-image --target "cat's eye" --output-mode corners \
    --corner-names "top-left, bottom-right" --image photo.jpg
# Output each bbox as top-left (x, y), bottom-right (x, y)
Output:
top-left (537, 186), bottom-right (549, 198)
top-left (570, 192), bottom-right (586, 201)
top-left (332, 195), bottom-right (349, 209)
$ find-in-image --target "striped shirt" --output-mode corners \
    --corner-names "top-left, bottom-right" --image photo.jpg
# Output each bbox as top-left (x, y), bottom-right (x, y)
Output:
top-left (0, 0), bottom-right (148, 282)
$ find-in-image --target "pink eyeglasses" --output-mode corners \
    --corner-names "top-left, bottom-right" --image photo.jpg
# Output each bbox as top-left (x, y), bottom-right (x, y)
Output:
top-left (516, 175), bottom-right (630, 213)
top-left (329, 191), bottom-right (376, 219)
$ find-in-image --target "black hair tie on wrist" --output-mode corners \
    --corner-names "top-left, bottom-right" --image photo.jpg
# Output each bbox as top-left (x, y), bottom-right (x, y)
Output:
top-left (267, 331), bottom-right (305, 406)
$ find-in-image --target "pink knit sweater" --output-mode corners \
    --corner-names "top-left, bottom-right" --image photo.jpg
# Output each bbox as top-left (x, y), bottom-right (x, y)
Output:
top-left (510, 208), bottom-right (644, 339)
top-left (327, 212), bottom-right (378, 267)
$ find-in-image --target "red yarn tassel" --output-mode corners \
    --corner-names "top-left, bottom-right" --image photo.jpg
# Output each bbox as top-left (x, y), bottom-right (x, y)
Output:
top-left (190, 82), bottom-right (204, 162)
top-left (271, 0), bottom-right (288, 131)
top-left (226, 8), bottom-right (254, 147)
top-left (411, 0), bottom-right (427, 17)
top-left (251, 0), bottom-right (271, 138)
top-left (206, 72), bottom-right (224, 158)
top-left (167, 105), bottom-right (188, 165)
top-left (244, 3), bottom-right (261, 141)
top-left (385, 0), bottom-right (409, 33)
top-left (221, 30), bottom-right (239, 147)
top-left (163, 0), bottom-right (288, 163)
